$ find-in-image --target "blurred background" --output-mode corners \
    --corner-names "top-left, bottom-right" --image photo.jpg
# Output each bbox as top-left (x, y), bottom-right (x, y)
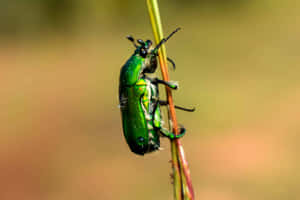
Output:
top-left (1, 0), bottom-right (300, 199)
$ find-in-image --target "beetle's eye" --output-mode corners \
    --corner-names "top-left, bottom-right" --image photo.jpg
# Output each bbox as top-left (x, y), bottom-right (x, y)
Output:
top-left (145, 40), bottom-right (152, 49)
top-left (140, 48), bottom-right (147, 57)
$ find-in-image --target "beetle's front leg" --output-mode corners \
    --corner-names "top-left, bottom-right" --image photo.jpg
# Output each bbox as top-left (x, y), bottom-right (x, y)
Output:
top-left (153, 78), bottom-right (178, 90)
top-left (160, 127), bottom-right (186, 139)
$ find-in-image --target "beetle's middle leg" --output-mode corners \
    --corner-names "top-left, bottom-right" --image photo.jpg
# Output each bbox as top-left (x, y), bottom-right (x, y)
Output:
top-left (152, 78), bottom-right (178, 89)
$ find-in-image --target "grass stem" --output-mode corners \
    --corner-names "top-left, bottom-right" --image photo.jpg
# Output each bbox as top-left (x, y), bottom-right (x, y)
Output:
top-left (146, 1), bottom-right (195, 199)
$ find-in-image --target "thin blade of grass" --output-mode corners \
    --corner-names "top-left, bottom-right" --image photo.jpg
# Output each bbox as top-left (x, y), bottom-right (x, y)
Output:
top-left (146, 0), bottom-right (195, 199)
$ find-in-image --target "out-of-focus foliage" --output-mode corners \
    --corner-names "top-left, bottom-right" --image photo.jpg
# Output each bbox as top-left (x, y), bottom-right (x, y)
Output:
top-left (0, 0), bottom-right (256, 36)
top-left (0, 0), bottom-right (75, 35)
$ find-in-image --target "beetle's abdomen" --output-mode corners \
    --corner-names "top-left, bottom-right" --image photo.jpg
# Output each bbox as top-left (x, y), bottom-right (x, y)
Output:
top-left (119, 79), bottom-right (162, 155)
top-left (119, 84), bottom-right (150, 155)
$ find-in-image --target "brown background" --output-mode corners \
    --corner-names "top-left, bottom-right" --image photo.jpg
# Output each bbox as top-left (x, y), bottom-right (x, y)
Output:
top-left (1, 0), bottom-right (300, 199)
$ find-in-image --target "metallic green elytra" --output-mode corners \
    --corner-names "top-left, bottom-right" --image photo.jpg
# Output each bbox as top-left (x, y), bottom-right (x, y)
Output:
top-left (119, 28), bottom-right (195, 156)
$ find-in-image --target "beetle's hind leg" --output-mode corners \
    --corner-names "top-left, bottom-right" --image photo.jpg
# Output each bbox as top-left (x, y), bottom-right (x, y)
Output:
top-left (159, 100), bottom-right (195, 112)
top-left (160, 127), bottom-right (186, 139)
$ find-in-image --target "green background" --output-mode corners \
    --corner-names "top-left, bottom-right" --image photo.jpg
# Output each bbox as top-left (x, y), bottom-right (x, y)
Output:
top-left (1, 0), bottom-right (300, 199)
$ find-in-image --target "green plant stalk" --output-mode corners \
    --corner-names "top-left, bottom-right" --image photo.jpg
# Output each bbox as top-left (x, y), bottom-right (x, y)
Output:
top-left (146, 2), bottom-right (182, 199)
top-left (146, 0), bottom-right (195, 199)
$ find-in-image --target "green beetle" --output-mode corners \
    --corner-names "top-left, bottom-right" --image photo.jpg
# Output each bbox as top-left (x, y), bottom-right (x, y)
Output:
top-left (119, 28), bottom-right (194, 155)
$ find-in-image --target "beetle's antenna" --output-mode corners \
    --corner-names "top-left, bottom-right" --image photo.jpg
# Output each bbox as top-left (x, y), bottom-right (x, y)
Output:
top-left (153, 27), bottom-right (181, 53)
top-left (127, 35), bottom-right (138, 48)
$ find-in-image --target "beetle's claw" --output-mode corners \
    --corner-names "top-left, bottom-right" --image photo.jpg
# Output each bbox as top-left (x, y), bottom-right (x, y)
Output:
top-left (170, 81), bottom-right (179, 90)
top-left (173, 127), bottom-right (186, 139)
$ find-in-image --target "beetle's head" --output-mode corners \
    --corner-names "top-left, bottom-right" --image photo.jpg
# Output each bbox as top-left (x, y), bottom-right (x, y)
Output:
top-left (137, 39), bottom-right (153, 58)
top-left (127, 36), bottom-right (157, 74)
top-left (127, 36), bottom-right (153, 57)
top-left (126, 28), bottom-right (181, 74)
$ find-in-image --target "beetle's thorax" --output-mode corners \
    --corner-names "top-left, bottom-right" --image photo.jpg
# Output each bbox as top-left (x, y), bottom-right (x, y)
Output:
top-left (141, 53), bottom-right (157, 74)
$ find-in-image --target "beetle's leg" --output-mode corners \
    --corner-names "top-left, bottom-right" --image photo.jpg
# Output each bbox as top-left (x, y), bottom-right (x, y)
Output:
top-left (175, 105), bottom-right (195, 112)
top-left (153, 28), bottom-right (181, 53)
top-left (167, 57), bottom-right (176, 70)
top-left (153, 102), bottom-right (161, 129)
top-left (160, 127), bottom-right (185, 139)
top-left (153, 78), bottom-right (178, 89)
top-left (159, 100), bottom-right (196, 112)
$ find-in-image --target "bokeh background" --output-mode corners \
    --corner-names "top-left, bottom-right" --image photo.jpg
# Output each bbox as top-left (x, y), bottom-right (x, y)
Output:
top-left (1, 0), bottom-right (300, 200)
